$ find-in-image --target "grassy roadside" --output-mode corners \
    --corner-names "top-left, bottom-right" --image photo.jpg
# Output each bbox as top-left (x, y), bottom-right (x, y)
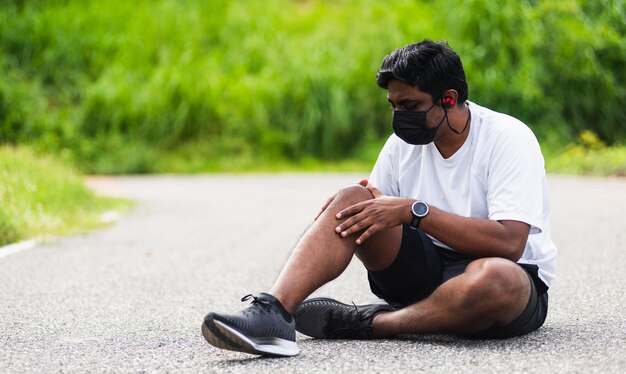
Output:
top-left (0, 146), bottom-right (131, 247)
top-left (152, 139), bottom-right (626, 177)
top-left (1, 139), bottom-right (623, 248)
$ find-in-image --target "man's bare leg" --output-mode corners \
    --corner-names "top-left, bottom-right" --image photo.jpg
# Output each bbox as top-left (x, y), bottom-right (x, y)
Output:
top-left (201, 183), bottom-right (401, 357)
top-left (269, 185), bottom-right (530, 337)
top-left (269, 184), bottom-right (403, 312)
top-left (269, 183), bottom-right (531, 335)
top-left (268, 185), bottom-right (402, 312)
top-left (202, 183), bottom-right (532, 356)
top-left (371, 257), bottom-right (532, 336)
top-left (284, 182), bottom-right (533, 337)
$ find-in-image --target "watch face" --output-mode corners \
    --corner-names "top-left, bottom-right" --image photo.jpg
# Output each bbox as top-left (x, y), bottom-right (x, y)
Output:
top-left (413, 202), bottom-right (428, 216)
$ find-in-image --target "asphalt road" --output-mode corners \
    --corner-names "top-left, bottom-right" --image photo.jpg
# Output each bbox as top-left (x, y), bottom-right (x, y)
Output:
top-left (1, 174), bottom-right (625, 373)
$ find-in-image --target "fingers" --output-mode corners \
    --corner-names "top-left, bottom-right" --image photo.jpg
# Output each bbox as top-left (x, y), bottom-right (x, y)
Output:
top-left (322, 194), bottom-right (335, 211)
top-left (335, 211), bottom-right (369, 237)
top-left (315, 193), bottom-right (336, 220)
top-left (335, 214), bottom-right (380, 245)
top-left (366, 183), bottom-right (382, 198)
top-left (314, 179), bottom-right (369, 221)
top-left (356, 226), bottom-right (379, 245)
top-left (335, 201), bottom-right (366, 220)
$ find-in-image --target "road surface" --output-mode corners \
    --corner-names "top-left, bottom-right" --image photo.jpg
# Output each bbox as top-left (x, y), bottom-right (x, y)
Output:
top-left (1, 174), bottom-right (625, 373)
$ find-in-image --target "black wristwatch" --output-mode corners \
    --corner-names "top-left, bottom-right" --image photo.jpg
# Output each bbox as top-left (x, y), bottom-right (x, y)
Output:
top-left (409, 201), bottom-right (429, 229)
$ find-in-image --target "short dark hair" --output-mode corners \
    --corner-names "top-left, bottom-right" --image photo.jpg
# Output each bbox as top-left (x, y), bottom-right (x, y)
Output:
top-left (376, 39), bottom-right (468, 104)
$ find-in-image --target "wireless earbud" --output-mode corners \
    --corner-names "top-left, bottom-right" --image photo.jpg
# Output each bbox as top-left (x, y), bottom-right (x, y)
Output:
top-left (442, 97), bottom-right (455, 109)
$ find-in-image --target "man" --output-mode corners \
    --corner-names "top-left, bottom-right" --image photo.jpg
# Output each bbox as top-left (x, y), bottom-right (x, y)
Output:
top-left (201, 39), bottom-right (557, 357)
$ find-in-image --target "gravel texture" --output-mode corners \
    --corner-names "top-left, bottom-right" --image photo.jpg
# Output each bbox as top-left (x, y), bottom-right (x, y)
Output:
top-left (1, 174), bottom-right (624, 373)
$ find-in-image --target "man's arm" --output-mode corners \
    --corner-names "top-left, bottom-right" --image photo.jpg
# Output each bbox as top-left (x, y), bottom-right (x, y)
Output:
top-left (335, 184), bottom-right (530, 262)
top-left (420, 205), bottom-right (529, 261)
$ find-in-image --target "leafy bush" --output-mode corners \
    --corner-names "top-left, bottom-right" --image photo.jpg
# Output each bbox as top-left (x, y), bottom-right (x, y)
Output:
top-left (0, 0), bottom-right (624, 173)
top-left (443, 0), bottom-right (625, 143)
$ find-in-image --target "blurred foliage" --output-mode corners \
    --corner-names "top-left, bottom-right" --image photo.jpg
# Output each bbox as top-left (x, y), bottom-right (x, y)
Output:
top-left (545, 130), bottom-right (626, 176)
top-left (0, 146), bottom-right (130, 246)
top-left (0, 0), bottom-right (624, 173)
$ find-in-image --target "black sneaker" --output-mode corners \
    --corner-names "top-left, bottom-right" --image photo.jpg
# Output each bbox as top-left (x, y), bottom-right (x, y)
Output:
top-left (294, 297), bottom-right (395, 339)
top-left (201, 293), bottom-right (300, 357)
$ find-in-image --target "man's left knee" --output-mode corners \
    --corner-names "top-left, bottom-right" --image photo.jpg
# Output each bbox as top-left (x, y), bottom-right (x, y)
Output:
top-left (332, 184), bottom-right (373, 207)
top-left (464, 258), bottom-right (529, 307)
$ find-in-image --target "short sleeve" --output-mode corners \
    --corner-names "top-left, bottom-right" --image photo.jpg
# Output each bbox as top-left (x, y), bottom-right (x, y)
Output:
top-left (369, 135), bottom-right (400, 197)
top-left (487, 124), bottom-right (544, 234)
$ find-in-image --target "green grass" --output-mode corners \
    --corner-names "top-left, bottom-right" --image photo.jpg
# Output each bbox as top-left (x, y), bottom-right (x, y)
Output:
top-left (149, 137), bottom-right (385, 173)
top-left (0, 146), bottom-right (130, 246)
top-left (108, 135), bottom-right (626, 177)
top-left (1, 139), bottom-right (622, 249)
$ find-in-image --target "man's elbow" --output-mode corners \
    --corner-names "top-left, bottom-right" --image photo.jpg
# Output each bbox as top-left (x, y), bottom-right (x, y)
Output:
top-left (502, 238), bottom-right (527, 262)
top-left (497, 220), bottom-right (530, 262)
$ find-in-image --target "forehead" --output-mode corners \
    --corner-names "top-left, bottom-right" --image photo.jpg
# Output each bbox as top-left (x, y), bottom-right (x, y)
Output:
top-left (386, 80), bottom-right (432, 103)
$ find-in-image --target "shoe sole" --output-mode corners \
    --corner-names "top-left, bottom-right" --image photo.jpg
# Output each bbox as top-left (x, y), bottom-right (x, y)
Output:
top-left (201, 316), bottom-right (241, 352)
top-left (202, 316), bottom-right (300, 357)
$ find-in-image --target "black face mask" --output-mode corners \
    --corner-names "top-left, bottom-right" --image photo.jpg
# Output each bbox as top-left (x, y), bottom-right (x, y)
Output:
top-left (392, 102), bottom-right (446, 145)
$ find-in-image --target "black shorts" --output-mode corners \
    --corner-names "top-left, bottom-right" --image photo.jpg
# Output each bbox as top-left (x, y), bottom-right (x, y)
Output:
top-left (367, 225), bottom-right (549, 339)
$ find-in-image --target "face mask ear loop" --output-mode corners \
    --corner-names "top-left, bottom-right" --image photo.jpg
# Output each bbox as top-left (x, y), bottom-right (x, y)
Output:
top-left (429, 93), bottom-right (445, 128)
top-left (433, 95), bottom-right (447, 130)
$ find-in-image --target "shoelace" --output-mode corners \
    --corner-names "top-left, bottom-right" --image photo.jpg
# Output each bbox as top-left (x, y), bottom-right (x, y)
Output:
top-left (240, 294), bottom-right (274, 317)
top-left (241, 294), bottom-right (272, 306)
top-left (351, 301), bottom-right (364, 320)
top-left (328, 301), bottom-right (365, 326)
top-left (351, 301), bottom-right (364, 321)
top-left (320, 301), bottom-right (371, 338)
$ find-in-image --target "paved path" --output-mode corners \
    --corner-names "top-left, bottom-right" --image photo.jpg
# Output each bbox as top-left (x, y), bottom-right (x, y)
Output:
top-left (1, 174), bottom-right (625, 373)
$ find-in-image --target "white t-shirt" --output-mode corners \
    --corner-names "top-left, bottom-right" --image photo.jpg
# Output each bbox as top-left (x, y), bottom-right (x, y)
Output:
top-left (369, 101), bottom-right (557, 288)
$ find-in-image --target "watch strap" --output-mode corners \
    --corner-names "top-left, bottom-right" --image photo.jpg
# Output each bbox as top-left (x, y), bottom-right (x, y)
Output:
top-left (409, 215), bottom-right (421, 229)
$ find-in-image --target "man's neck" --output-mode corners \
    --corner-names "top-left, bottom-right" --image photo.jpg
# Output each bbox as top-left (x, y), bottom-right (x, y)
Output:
top-left (434, 104), bottom-right (471, 159)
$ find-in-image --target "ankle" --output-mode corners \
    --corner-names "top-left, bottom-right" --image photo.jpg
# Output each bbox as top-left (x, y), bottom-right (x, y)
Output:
top-left (261, 292), bottom-right (294, 321)
top-left (371, 311), bottom-right (393, 338)
top-left (267, 291), bottom-right (297, 314)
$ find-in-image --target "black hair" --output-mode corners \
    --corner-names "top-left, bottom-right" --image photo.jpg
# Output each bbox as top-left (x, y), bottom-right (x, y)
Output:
top-left (376, 39), bottom-right (468, 104)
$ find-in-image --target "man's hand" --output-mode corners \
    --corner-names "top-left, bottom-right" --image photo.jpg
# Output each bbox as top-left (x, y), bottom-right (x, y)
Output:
top-left (314, 179), bottom-right (369, 220)
top-left (334, 182), bottom-right (413, 245)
